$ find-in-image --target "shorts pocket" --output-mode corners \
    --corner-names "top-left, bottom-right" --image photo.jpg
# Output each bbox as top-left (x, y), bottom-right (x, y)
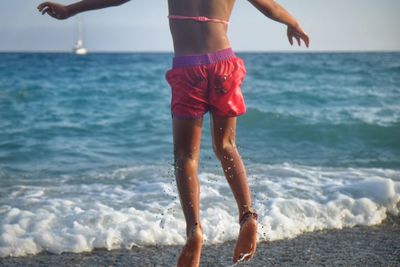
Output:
top-left (212, 57), bottom-right (246, 94)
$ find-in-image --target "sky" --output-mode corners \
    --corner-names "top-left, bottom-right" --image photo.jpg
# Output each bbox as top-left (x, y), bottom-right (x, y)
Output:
top-left (1, 0), bottom-right (399, 52)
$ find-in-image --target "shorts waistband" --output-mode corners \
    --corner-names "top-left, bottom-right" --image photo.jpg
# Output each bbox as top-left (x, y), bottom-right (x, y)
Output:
top-left (172, 48), bottom-right (235, 68)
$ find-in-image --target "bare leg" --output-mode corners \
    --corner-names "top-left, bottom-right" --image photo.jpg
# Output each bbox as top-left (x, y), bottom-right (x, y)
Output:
top-left (211, 115), bottom-right (258, 263)
top-left (173, 118), bottom-right (203, 267)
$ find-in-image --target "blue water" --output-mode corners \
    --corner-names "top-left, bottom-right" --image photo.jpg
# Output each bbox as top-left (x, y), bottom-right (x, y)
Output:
top-left (1, 53), bottom-right (399, 177)
top-left (0, 52), bottom-right (399, 257)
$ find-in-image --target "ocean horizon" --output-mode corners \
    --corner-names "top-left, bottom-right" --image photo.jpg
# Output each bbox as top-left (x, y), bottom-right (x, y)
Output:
top-left (1, 50), bottom-right (400, 54)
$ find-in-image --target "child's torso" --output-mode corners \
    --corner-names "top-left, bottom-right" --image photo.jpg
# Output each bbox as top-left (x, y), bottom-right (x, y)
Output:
top-left (168, 0), bottom-right (236, 56)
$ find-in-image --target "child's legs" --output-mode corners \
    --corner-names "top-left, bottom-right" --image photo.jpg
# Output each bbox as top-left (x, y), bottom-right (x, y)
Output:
top-left (211, 115), bottom-right (254, 221)
top-left (173, 118), bottom-right (203, 236)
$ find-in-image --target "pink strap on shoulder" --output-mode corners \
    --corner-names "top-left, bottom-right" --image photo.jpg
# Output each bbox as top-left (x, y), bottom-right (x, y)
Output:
top-left (168, 15), bottom-right (229, 25)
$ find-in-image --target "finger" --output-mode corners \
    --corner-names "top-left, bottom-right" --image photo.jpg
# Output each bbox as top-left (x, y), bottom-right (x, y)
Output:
top-left (38, 4), bottom-right (47, 12)
top-left (44, 8), bottom-right (56, 18)
top-left (287, 29), bottom-right (292, 46)
top-left (302, 33), bottom-right (310, 48)
top-left (302, 37), bottom-right (309, 48)
top-left (287, 33), bottom-right (293, 46)
top-left (37, 2), bottom-right (50, 10)
top-left (41, 7), bottom-right (50, 15)
top-left (295, 36), bottom-right (301, 46)
top-left (37, 3), bottom-right (45, 10)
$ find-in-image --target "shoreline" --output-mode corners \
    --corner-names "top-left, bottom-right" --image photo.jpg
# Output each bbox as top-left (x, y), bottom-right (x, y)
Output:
top-left (1, 215), bottom-right (399, 266)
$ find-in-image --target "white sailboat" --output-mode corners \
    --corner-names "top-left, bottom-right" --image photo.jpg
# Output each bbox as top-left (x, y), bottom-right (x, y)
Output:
top-left (73, 18), bottom-right (88, 55)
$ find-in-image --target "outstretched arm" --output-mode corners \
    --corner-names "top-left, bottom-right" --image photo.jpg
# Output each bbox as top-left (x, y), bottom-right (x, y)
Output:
top-left (248, 0), bottom-right (310, 47)
top-left (37, 0), bottom-right (129, 20)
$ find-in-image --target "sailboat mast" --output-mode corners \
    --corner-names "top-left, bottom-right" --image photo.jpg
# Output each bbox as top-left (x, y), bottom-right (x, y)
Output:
top-left (78, 17), bottom-right (84, 44)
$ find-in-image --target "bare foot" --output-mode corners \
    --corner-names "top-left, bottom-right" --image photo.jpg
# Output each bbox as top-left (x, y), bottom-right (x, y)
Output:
top-left (233, 213), bottom-right (258, 263)
top-left (177, 225), bottom-right (203, 267)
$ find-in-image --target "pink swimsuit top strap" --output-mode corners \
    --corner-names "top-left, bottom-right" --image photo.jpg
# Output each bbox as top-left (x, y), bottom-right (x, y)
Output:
top-left (168, 15), bottom-right (229, 25)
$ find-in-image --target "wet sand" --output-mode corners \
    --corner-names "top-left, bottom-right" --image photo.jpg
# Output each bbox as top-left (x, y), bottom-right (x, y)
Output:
top-left (1, 215), bottom-right (399, 267)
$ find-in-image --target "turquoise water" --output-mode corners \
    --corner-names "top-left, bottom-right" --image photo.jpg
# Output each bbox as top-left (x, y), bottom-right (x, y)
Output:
top-left (0, 52), bottom-right (399, 257)
top-left (1, 53), bottom-right (399, 178)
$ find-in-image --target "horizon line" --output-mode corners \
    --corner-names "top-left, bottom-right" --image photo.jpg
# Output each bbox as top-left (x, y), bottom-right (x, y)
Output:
top-left (1, 49), bottom-right (400, 54)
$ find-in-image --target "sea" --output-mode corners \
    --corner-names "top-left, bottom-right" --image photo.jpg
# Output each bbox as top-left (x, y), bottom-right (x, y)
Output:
top-left (0, 52), bottom-right (399, 257)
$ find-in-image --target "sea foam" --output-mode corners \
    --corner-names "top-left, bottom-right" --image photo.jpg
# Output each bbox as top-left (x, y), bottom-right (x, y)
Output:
top-left (0, 164), bottom-right (399, 257)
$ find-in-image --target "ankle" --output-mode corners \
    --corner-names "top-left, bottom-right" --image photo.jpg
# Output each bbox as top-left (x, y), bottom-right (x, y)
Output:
top-left (187, 223), bottom-right (203, 238)
top-left (239, 211), bottom-right (258, 226)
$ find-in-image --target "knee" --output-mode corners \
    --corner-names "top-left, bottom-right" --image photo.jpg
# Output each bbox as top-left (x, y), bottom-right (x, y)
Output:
top-left (174, 150), bottom-right (198, 171)
top-left (213, 139), bottom-right (237, 161)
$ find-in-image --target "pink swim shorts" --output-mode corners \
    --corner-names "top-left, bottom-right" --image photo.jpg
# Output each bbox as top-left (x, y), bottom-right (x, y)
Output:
top-left (165, 48), bottom-right (246, 119)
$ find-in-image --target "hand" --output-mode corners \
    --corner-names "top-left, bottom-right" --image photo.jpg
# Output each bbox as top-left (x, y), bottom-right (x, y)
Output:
top-left (37, 2), bottom-right (71, 20)
top-left (287, 24), bottom-right (310, 48)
